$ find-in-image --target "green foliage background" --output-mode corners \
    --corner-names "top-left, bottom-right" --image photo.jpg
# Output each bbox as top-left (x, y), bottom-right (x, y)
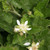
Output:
top-left (0, 0), bottom-right (50, 50)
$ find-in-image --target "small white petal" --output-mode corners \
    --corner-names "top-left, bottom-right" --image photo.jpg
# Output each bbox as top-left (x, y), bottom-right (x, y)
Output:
top-left (23, 31), bottom-right (26, 33)
top-left (17, 20), bottom-right (20, 25)
top-left (29, 47), bottom-right (32, 50)
top-left (14, 28), bottom-right (20, 32)
top-left (36, 42), bottom-right (39, 46)
top-left (24, 42), bottom-right (30, 46)
top-left (27, 28), bottom-right (31, 30)
top-left (24, 21), bottom-right (28, 25)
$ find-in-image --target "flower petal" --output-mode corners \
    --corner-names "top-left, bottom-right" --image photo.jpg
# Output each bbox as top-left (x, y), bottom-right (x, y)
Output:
top-left (14, 28), bottom-right (20, 32)
top-left (17, 20), bottom-right (20, 25)
top-left (30, 47), bottom-right (32, 50)
top-left (24, 21), bottom-right (28, 25)
top-left (24, 42), bottom-right (30, 46)
top-left (32, 42), bottom-right (36, 46)
top-left (23, 31), bottom-right (26, 33)
top-left (27, 28), bottom-right (31, 30)
top-left (36, 42), bottom-right (39, 46)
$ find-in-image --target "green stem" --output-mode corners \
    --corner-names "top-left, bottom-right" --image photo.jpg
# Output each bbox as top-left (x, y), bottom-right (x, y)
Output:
top-left (10, 5), bottom-right (21, 17)
top-left (13, 10), bottom-right (21, 17)
top-left (25, 33), bottom-right (26, 38)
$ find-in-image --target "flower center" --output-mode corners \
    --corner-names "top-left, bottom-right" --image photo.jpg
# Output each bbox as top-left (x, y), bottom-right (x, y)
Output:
top-left (19, 24), bottom-right (28, 31)
top-left (32, 46), bottom-right (37, 50)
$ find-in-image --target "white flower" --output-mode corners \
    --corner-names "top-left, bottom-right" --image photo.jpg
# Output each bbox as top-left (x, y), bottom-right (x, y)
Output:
top-left (14, 20), bottom-right (31, 33)
top-left (27, 42), bottom-right (39, 50)
top-left (24, 42), bottom-right (30, 46)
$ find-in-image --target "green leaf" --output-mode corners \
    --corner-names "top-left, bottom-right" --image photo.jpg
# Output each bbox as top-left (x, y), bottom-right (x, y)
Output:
top-left (28, 26), bottom-right (43, 34)
top-left (12, 34), bottom-right (18, 44)
top-left (0, 20), bottom-right (13, 34)
top-left (7, 34), bottom-right (13, 44)
top-left (36, 29), bottom-right (49, 40)
top-left (36, 0), bottom-right (49, 10)
top-left (12, 34), bottom-right (25, 46)
top-left (21, 14), bottom-right (29, 23)
top-left (33, 16), bottom-right (50, 28)
top-left (0, 12), bottom-right (13, 24)
top-left (0, 46), bottom-right (19, 50)
top-left (10, 0), bottom-right (40, 11)
top-left (0, 34), bottom-right (3, 45)
top-left (19, 46), bottom-right (27, 50)
top-left (38, 19), bottom-right (50, 28)
top-left (33, 8), bottom-right (44, 17)
top-left (21, 14), bottom-right (33, 25)
top-left (11, 0), bottom-right (21, 8)
top-left (2, 1), bottom-right (11, 12)
top-left (42, 8), bottom-right (50, 18)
